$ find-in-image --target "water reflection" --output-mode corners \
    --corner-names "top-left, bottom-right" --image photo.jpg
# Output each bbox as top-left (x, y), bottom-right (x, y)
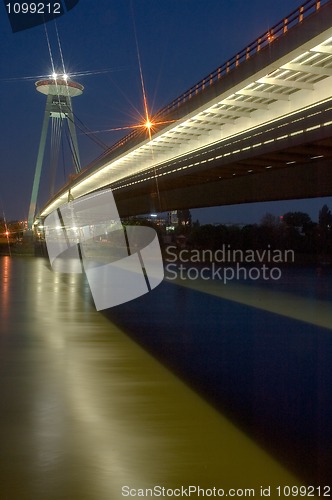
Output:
top-left (107, 271), bottom-right (332, 486)
top-left (0, 256), bottom-right (330, 499)
top-left (0, 256), bottom-right (11, 324)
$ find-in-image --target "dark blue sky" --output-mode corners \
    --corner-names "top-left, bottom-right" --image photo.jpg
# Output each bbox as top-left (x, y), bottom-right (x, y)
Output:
top-left (0, 0), bottom-right (330, 223)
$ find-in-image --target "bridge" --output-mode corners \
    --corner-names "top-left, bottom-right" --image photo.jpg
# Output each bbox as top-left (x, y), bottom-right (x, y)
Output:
top-left (39, 0), bottom-right (332, 220)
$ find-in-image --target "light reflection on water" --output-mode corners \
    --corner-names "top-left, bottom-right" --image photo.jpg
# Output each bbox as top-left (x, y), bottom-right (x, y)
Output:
top-left (0, 256), bottom-right (11, 322)
top-left (0, 256), bottom-right (331, 498)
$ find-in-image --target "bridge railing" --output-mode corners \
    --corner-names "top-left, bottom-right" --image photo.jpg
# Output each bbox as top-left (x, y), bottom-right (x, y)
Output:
top-left (84, 0), bottom-right (330, 172)
top-left (155, 0), bottom-right (329, 117)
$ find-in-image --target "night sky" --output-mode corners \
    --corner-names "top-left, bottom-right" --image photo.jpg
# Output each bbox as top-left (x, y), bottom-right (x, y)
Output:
top-left (0, 0), bottom-right (330, 223)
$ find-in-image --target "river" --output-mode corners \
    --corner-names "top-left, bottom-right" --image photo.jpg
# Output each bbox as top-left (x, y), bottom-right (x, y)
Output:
top-left (0, 255), bottom-right (331, 499)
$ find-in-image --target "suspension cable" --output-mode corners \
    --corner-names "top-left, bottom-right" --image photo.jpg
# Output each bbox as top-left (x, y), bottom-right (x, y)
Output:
top-left (71, 112), bottom-right (110, 150)
top-left (64, 120), bottom-right (80, 174)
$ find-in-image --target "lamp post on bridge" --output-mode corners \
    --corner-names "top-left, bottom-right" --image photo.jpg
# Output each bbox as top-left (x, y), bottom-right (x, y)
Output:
top-left (27, 76), bottom-right (83, 231)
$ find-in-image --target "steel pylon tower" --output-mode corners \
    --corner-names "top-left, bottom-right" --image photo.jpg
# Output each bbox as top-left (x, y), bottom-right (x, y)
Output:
top-left (27, 77), bottom-right (84, 230)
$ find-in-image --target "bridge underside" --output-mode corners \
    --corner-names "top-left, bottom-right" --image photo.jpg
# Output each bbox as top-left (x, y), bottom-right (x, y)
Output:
top-left (114, 158), bottom-right (332, 217)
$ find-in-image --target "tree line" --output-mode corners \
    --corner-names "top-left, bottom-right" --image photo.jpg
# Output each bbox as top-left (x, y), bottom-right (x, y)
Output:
top-left (175, 205), bottom-right (332, 263)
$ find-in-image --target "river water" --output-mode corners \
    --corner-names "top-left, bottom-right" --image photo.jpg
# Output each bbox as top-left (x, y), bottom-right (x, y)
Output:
top-left (0, 255), bottom-right (331, 499)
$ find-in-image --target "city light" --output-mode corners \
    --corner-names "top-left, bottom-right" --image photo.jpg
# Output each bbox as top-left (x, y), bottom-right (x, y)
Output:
top-left (145, 119), bottom-right (152, 130)
top-left (50, 72), bottom-right (70, 81)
